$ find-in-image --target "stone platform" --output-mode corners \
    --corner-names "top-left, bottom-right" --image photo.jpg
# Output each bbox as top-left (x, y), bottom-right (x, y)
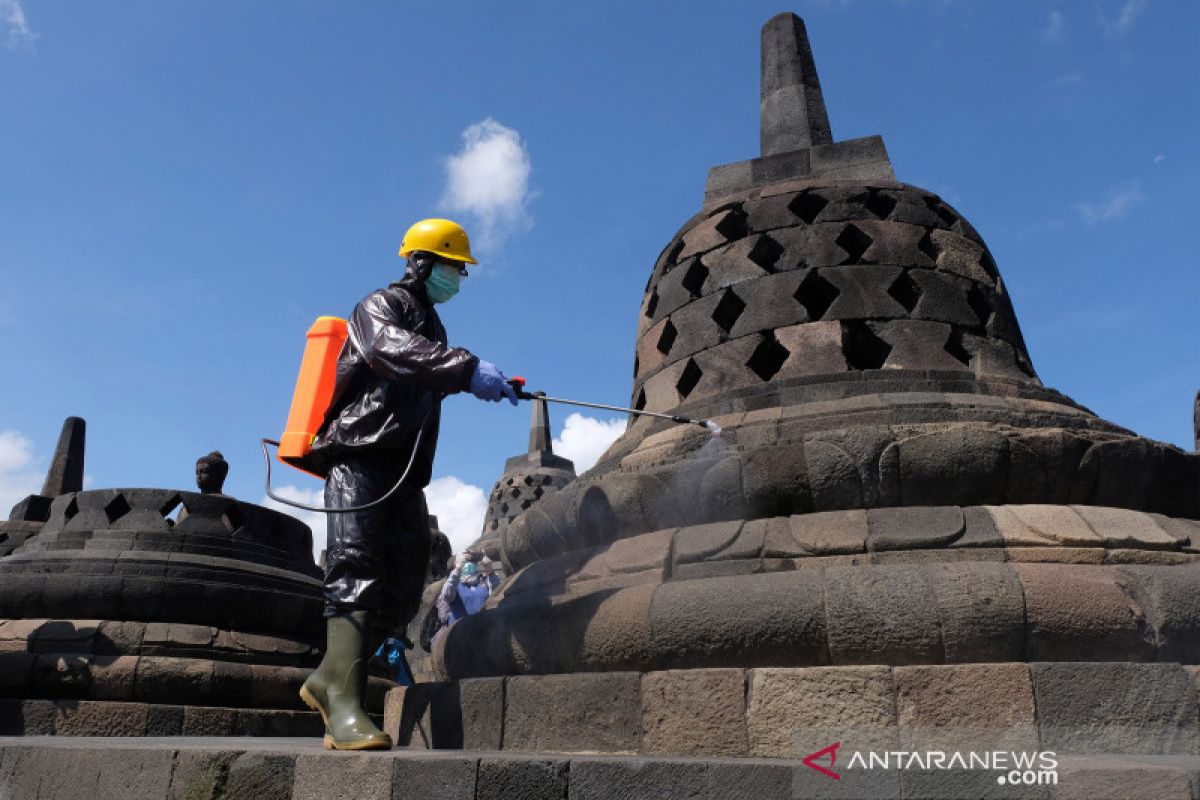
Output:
top-left (3, 736), bottom-right (1200, 799)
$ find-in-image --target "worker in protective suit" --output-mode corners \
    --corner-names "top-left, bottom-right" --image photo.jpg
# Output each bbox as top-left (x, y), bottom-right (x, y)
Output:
top-left (298, 218), bottom-right (517, 750)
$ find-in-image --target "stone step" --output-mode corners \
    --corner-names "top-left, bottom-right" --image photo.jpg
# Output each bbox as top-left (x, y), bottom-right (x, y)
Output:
top-left (2, 736), bottom-right (1200, 799)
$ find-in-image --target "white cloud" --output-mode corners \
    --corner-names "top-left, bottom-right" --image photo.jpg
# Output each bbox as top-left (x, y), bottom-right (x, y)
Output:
top-left (0, 429), bottom-right (42, 519)
top-left (1153, 154), bottom-right (1166, 165)
top-left (1075, 180), bottom-right (1145, 226)
top-left (440, 118), bottom-right (533, 256)
top-left (2, 0), bottom-right (36, 50)
top-left (553, 413), bottom-right (626, 473)
top-left (1102, 0), bottom-right (1148, 38)
top-left (260, 485), bottom-right (327, 563)
top-left (424, 476), bottom-right (488, 556)
top-left (1040, 10), bottom-right (1064, 42)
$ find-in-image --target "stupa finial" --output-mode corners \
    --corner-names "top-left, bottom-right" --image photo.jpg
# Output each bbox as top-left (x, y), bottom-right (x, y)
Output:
top-left (761, 12), bottom-right (832, 156)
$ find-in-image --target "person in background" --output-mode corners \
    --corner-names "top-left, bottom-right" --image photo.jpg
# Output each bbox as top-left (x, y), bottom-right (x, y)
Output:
top-left (480, 556), bottom-right (503, 591)
top-left (440, 551), bottom-right (491, 623)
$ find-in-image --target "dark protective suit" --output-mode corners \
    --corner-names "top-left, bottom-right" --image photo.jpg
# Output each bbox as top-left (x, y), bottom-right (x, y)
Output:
top-left (303, 261), bottom-right (478, 632)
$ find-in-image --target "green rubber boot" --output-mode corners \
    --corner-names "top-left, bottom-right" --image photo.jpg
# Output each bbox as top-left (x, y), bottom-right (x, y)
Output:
top-left (299, 610), bottom-right (393, 751)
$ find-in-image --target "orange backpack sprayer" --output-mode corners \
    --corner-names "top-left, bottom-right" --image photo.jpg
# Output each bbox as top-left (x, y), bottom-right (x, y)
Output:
top-left (277, 316), bottom-right (348, 472)
top-left (259, 316), bottom-right (439, 513)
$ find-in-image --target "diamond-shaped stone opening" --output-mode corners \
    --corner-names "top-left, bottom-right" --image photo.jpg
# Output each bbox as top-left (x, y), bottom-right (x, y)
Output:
top-left (661, 240), bottom-right (685, 274)
top-left (748, 235), bottom-right (784, 271)
top-left (645, 288), bottom-right (659, 319)
top-left (966, 285), bottom-right (993, 327)
top-left (634, 388), bottom-right (647, 411)
top-left (923, 195), bottom-right (957, 226)
top-left (533, 486), bottom-right (544, 499)
top-left (887, 271), bottom-right (922, 313)
top-left (790, 191), bottom-right (828, 224)
top-left (865, 191), bottom-right (898, 220)
top-left (104, 493), bottom-right (131, 525)
top-left (159, 493), bottom-right (182, 520)
top-left (542, 475), bottom-right (553, 485)
top-left (979, 250), bottom-right (999, 279)
top-left (842, 322), bottom-right (893, 370)
top-left (633, 355), bottom-right (640, 378)
top-left (62, 496), bottom-right (79, 521)
top-left (520, 499), bottom-right (534, 511)
top-left (221, 505), bottom-right (243, 532)
top-left (523, 475), bottom-right (534, 486)
top-left (713, 208), bottom-right (748, 241)
top-left (500, 503), bottom-right (509, 514)
top-left (917, 230), bottom-right (940, 264)
top-left (489, 519), bottom-right (499, 531)
top-left (945, 330), bottom-right (972, 366)
top-left (675, 359), bottom-right (703, 399)
top-left (836, 223), bottom-right (873, 265)
top-left (794, 270), bottom-right (840, 320)
top-left (711, 289), bottom-right (747, 334)
top-left (681, 260), bottom-right (709, 297)
top-left (509, 487), bottom-right (521, 498)
top-left (746, 334), bottom-right (789, 381)
top-left (656, 320), bottom-right (678, 355)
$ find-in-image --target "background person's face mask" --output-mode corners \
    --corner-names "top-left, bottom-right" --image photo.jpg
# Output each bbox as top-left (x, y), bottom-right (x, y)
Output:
top-left (425, 262), bottom-right (463, 304)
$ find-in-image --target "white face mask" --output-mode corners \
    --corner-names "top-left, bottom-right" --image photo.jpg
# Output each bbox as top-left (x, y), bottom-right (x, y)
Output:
top-left (425, 263), bottom-right (463, 303)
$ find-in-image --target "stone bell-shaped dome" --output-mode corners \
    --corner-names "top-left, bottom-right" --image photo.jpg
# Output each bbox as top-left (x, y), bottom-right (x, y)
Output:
top-left (438, 13), bottom-right (1199, 691)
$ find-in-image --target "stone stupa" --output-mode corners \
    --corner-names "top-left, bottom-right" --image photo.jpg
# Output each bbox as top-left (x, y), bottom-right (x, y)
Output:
top-left (432, 12), bottom-right (1200, 771)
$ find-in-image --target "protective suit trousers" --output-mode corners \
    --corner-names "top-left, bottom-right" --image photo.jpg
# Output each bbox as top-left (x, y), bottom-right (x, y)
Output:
top-left (323, 451), bottom-right (432, 636)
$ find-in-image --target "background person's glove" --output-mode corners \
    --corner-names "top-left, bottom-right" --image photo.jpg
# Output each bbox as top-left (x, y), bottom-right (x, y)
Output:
top-left (469, 360), bottom-right (519, 406)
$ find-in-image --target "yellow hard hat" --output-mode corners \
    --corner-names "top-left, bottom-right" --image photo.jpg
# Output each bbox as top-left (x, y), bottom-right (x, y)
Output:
top-left (399, 218), bottom-right (477, 265)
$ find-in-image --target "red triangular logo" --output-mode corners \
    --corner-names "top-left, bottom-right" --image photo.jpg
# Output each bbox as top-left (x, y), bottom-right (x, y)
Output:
top-left (802, 741), bottom-right (841, 780)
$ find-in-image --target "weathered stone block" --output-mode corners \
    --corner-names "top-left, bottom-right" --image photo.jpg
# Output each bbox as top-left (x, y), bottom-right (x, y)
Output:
top-left (225, 753), bottom-right (295, 800)
top-left (145, 703), bottom-right (183, 735)
top-left (53, 699), bottom-right (147, 736)
top-left (1073, 505), bottom-right (1178, 550)
top-left (504, 673), bottom-right (641, 753)
top-left (895, 664), bottom-right (1037, 750)
top-left (788, 509), bottom-right (868, 555)
top-left (641, 669), bottom-right (748, 756)
top-left (1016, 563), bottom-right (1153, 661)
top-left (1116, 565), bottom-right (1200, 663)
top-left (476, 756), bottom-right (569, 800)
top-left (1054, 757), bottom-right (1194, 800)
top-left (706, 760), bottom-right (794, 800)
top-left (888, 426), bottom-right (1009, 506)
top-left (747, 666), bottom-right (896, 758)
top-left (292, 753), bottom-right (392, 800)
top-left (825, 565), bottom-right (942, 665)
top-left (650, 571), bottom-right (827, 669)
top-left (460, 677), bottom-right (505, 750)
top-left (0, 698), bottom-right (53, 734)
top-left (569, 758), bottom-right (708, 800)
top-left (928, 562), bottom-right (1025, 662)
top-left (390, 755), bottom-right (478, 800)
top-left (1031, 662), bottom-right (1200, 755)
top-left (865, 506), bottom-right (964, 551)
top-left (182, 705), bottom-right (236, 736)
top-left (384, 682), bottom-right (462, 750)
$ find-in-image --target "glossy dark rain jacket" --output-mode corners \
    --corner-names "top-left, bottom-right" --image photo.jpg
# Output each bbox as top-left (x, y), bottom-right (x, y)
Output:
top-left (301, 266), bottom-right (478, 485)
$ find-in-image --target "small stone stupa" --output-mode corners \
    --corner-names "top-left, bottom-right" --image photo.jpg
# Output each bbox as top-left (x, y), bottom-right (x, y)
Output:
top-left (0, 419), bottom-right (391, 737)
top-left (434, 12), bottom-right (1200, 768)
top-left (473, 398), bottom-right (576, 560)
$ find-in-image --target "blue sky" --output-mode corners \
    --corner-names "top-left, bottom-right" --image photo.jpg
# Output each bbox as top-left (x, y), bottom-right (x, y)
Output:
top-left (2, 1), bottom-right (1196, 555)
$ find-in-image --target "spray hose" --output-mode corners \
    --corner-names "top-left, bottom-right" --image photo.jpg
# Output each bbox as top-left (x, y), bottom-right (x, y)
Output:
top-left (507, 378), bottom-right (719, 434)
top-left (259, 404), bottom-right (435, 514)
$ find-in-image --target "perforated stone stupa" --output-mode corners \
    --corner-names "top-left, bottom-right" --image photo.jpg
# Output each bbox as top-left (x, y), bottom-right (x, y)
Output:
top-left (0, 418), bottom-right (389, 737)
top-left (433, 13), bottom-right (1200, 763)
top-left (474, 398), bottom-right (576, 560)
